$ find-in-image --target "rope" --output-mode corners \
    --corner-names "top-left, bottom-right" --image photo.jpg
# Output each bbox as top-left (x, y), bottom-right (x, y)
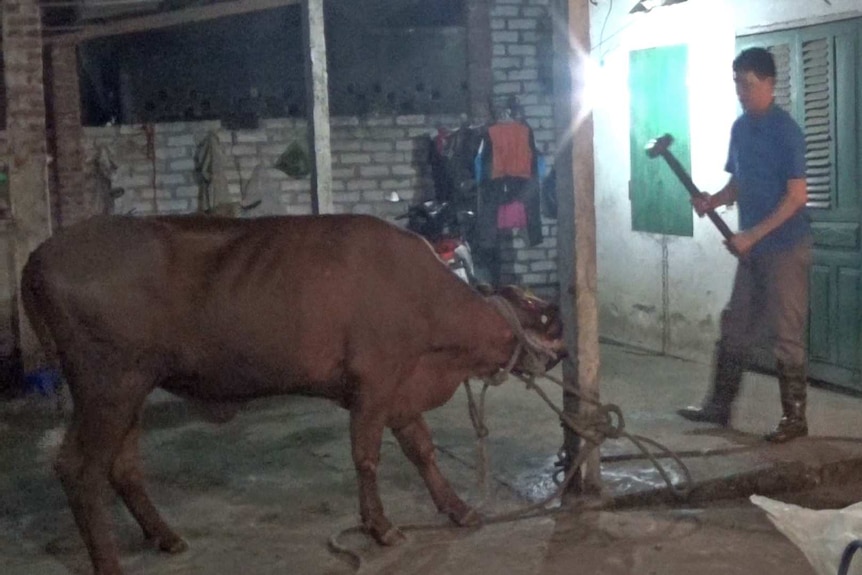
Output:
top-left (327, 526), bottom-right (364, 573)
top-left (464, 381), bottom-right (492, 502)
top-left (482, 294), bottom-right (691, 503)
top-left (327, 296), bottom-right (694, 572)
top-left (485, 295), bottom-right (554, 378)
top-left (512, 370), bottom-right (693, 502)
top-left (328, 370), bottom-right (692, 572)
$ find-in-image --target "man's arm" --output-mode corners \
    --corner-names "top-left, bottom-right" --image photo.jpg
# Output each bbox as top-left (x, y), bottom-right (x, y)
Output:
top-left (729, 177), bottom-right (808, 256)
top-left (692, 176), bottom-right (739, 215)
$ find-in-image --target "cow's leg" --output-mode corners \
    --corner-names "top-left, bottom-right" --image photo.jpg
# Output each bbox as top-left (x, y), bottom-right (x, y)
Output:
top-left (110, 415), bottom-right (187, 554)
top-left (392, 416), bottom-right (478, 527)
top-left (56, 416), bottom-right (124, 575)
top-left (56, 409), bottom-right (130, 575)
top-left (55, 368), bottom-right (151, 575)
top-left (349, 406), bottom-right (404, 545)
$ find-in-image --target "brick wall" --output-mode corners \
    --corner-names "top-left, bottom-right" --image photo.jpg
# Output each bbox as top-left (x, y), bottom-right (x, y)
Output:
top-left (82, 111), bottom-right (560, 292)
top-left (3, 0), bottom-right (47, 158)
top-left (489, 0), bottom-right (559, 293)
top-left (64, 0), bottom-right (562, 294)
top-left (3, 0), bottom-right (53, 371)
top-left (82, 115), bottom-right (460, 220)
top-left (491, 0), bottom-right (556, 154)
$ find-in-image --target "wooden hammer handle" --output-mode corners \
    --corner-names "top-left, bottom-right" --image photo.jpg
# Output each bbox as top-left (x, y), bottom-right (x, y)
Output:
top-left (657, 149), bottom-right (735, 241)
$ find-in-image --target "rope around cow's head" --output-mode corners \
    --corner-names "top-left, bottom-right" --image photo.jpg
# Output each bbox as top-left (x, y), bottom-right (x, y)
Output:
top-left (480, 292), bottom-right (692, 504)
top-left (485, 294), bottom-right (558, 383)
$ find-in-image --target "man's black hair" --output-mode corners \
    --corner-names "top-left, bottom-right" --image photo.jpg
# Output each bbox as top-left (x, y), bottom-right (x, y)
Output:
top-left (733, 47), bottom-right (777, 79)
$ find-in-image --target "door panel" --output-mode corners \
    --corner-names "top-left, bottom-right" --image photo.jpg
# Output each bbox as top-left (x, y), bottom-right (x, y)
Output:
top-left (809, 262), bottom-right (861, 386)
top-left (837, 267), bottom-right (860, 369)
top-left (808, 265), bottom-right (831, 364)
top-left (805, 23), bottom-right (862, 390)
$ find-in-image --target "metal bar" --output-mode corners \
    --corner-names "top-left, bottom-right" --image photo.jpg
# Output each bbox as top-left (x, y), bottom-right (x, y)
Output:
top-left (302, 0), bottom-right (333, 215)
top-left (44, 0), bottom-right (302, 45)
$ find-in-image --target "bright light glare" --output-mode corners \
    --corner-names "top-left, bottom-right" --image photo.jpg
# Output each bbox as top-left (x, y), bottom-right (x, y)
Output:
top-left (580, 57), bottom-right (608, 114)
top-left (548, 9), bottom-right (609, 168)
top-left (567, 38), bottom-right (601, 134)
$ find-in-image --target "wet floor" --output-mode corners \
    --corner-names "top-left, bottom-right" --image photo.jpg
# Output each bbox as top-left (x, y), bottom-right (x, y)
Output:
top-left (0, 389), bottom-right (816, 575)
top-left (2, 342), bottom-right (861, 574)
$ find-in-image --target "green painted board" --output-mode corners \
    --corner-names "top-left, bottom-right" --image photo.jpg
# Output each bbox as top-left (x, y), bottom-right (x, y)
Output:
top-left (629, 45), bottom-right (693, 236)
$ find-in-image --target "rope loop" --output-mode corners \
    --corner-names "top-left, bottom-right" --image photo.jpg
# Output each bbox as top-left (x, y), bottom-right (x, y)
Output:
top-left (594, 403), bottom-right (625, 439)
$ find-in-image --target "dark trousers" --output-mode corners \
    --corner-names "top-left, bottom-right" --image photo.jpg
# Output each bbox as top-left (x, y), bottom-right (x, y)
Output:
top-left (720, 239), bottom-right (812, 367)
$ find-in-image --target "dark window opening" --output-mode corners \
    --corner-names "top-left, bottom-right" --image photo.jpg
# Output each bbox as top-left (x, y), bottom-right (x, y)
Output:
top-left (78, 1), bottom-right (467, 127)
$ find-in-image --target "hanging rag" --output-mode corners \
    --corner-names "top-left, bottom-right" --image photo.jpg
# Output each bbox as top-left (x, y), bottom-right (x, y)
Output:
top-left (241, 163), bottom-right (284, 216)
top-left (275, 140), bottom-right (311, 178)
top-left (194, 131), bottom-right (232, 214)
top-left (94, 145), bottom-right (126, 215)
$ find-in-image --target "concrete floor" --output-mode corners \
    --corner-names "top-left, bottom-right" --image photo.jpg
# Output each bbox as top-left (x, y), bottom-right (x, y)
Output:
top-left (2, 343), bottom-right (861, 574)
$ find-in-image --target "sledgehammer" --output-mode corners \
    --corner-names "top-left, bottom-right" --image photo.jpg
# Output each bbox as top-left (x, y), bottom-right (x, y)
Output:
top-left (645, 134), bottom-right (734, 241)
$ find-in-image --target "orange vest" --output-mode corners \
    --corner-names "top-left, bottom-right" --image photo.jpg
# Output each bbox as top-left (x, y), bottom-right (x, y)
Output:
top-left (487, 122), bottom-right (533, 179)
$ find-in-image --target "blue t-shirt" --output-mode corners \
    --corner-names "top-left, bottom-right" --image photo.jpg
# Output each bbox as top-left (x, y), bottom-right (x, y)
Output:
top-left (725, 103), bottom-right (810, 256)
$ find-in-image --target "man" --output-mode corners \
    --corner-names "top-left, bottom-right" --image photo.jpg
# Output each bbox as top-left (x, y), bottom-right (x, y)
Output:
top-left (677, 47), bottom-right (812, 443)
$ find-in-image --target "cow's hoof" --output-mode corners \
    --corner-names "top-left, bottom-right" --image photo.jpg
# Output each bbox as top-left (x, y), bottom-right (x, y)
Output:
top-left (449, 506), bottom-right (481, 527)
top-left (380, 525), bottom-right (407, 546)
top-left (369, 524), bottom-right (406, 546)
top-left (149, 534), bottom-right (189, 554)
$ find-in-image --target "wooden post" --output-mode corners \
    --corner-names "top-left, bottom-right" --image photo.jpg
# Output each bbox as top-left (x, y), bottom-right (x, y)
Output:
top-left (4, 0), bottom-right (54, 372)
top-left (465, 0), bottom-right (493, 123)
top-left (49, 42), bottom-right (86, 226)
top-left (302, 0), bottom-right (333, 215)
top-left (553, 0), bottom-right (602, 494)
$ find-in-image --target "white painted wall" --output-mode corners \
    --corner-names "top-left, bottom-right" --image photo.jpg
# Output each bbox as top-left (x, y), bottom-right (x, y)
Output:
top-left (586, 0), bottom-right (862, 361)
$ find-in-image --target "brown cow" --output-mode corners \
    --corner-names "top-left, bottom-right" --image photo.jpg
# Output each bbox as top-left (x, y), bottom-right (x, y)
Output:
top-left (21, 214), bottom-right (565, 575)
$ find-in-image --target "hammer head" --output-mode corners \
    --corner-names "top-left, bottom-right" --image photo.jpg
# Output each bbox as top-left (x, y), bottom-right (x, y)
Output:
top-left (645, 134), bottom-right (674, 158)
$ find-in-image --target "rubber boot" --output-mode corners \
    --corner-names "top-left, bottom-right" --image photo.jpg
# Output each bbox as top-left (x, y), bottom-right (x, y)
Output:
top-left (677, 341), bottom-right (745, 427)
top-left (764, 361), bottom-right (808, 443)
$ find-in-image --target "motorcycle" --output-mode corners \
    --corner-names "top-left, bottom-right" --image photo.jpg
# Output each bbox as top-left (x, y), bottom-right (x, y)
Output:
top-left (396, 199), bottom-right (477, 285)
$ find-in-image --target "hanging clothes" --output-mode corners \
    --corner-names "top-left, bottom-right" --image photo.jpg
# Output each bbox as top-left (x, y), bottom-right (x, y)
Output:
top-left (476, 120), bottom-right (543, 248)
top-left (487, 122), bottom-right (534, 179)
top-left (497, 198), bottom-right (528, 229)
top-left (429, 125), bottom-right (484, 205)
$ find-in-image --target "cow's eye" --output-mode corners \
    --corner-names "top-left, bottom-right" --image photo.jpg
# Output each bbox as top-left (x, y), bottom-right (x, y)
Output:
top-left (540, 314), bottom-right (548, 325)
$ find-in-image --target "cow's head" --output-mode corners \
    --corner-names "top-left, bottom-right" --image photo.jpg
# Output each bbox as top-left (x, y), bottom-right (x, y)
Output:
top-left (481, 284), bottom-right (567, 374)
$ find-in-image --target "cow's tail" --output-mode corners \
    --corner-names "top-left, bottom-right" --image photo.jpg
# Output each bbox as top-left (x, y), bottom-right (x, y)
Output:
top-left (21, 247), bottom-right (73, 444)
top-left (19, 246), bottom-right (61, 369)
